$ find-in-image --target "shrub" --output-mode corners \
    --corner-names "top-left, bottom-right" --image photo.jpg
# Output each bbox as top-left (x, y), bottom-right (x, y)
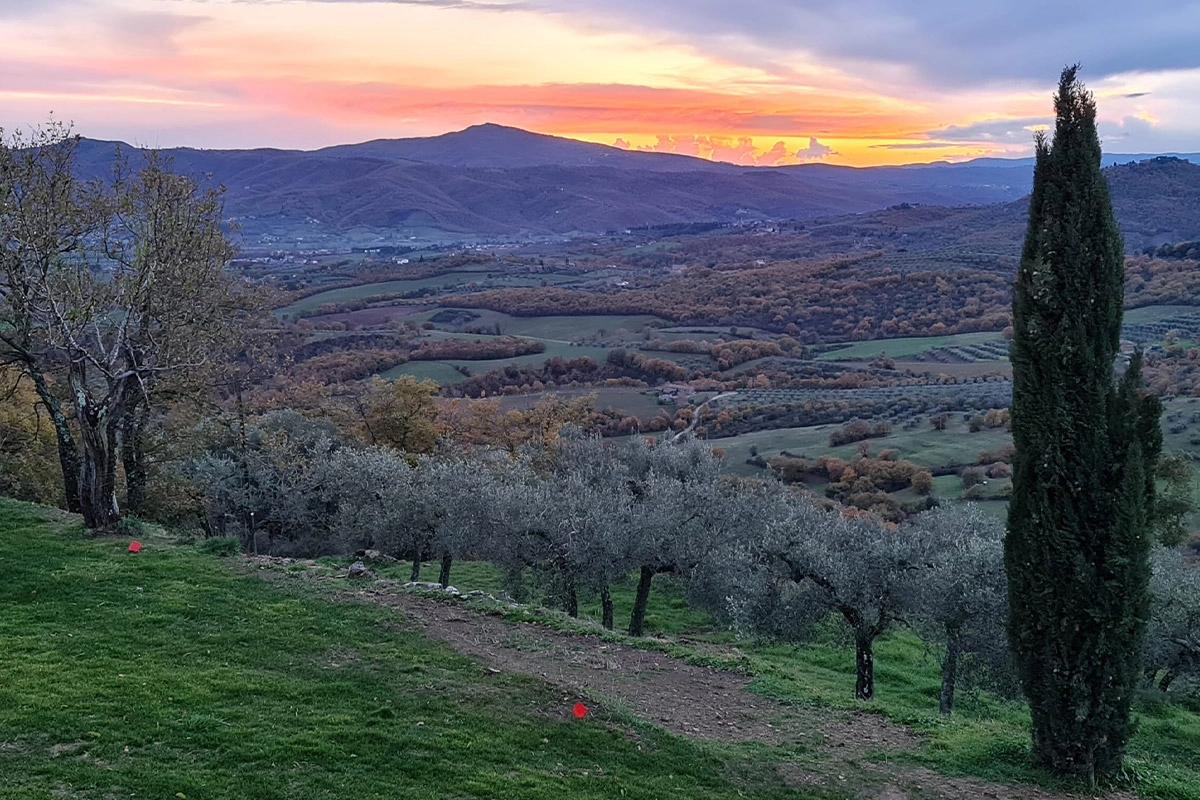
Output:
top-left (961, 467), bottom-right (987, 489)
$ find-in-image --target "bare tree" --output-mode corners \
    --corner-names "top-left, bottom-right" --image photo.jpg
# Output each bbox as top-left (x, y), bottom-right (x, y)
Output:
top-left (0, 123), bottom-right (89, 511)
top-left (1, 124), bottom-right (240, 528)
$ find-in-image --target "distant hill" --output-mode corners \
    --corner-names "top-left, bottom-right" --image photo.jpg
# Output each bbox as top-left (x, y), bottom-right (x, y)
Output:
top-left (790, 156), bottom-right (1200, 255)
top-left (314, 123), bottom-right (727, 172)
top-left (66, 126), bottom-right (1200, 243)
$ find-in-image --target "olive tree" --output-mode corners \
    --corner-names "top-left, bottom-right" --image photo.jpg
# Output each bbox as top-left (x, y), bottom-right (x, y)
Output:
top-left (472, 436), bottom-right (635, 619)
top-left (909, 505), bottom-right (1009, 715)
top-left (1146, 547), bottom-right (1200, 693)
top-left (760, 499), bottom-right (931, 700)
top-left (622, 435), bottom-right (728, 636)
top-left (190, 412), bottom-right (344, 554)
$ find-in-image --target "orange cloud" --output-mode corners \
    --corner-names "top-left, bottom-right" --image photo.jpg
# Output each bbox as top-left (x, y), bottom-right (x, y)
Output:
top-left (0, 1), bottom-right (1053, 165)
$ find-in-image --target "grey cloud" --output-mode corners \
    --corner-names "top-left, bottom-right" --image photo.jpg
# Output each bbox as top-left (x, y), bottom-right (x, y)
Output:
top-left (527, 1), bottom-right (1200, 90)
top-left (922, 116), bottom-right (1051, 143)
top-left (0, 0), bottom-right (89, 18)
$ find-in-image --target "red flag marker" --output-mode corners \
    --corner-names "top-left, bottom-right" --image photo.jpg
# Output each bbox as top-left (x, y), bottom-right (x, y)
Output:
top-left (128, 541), bottom-right (142, 554)
top-left (572, 702), bottom-right (588, 719)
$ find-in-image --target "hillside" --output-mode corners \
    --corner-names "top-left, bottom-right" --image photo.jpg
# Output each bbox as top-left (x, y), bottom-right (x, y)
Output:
top-left (3, 500), bottom-right (1199, 799)
top-left (783, 156), bottom-right (1200, 255)
top-left (69, 127), bottom-right (1033, 240)
top-left (69, 127), bottom-right (1200, 243)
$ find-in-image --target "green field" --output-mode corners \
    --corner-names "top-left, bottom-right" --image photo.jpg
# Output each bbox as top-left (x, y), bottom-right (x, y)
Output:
top-left (499, 387), bottom-right (669, 419)
top-left (278, 273), bottom-right (581, 317)
top-left (716, 418), bottom-right (1012, 477)
top-left (380, 361), bottom-right (466, 385)
top-left (817, 332), bottom-right (1004, 361)
top-left (381, 342), bottom-right (614, 385)
top-left (1123, 305), bottom-right (1200, 325)
top-left (422, 309), bottom-right (668, 342)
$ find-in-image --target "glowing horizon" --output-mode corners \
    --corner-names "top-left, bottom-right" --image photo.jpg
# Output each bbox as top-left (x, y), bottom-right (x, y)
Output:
top-left (2, 0), bottom-right (1198, 167)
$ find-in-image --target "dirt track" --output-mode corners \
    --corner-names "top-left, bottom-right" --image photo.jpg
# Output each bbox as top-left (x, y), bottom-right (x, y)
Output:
top-left (246, 558), bottom-right (1127, 800)
top-left (365, 589), bottom-right (1125, 800)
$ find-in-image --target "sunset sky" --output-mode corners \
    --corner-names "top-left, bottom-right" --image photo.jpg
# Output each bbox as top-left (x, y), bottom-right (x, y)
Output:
top-left (2, 0), bottom-right (1200, 166)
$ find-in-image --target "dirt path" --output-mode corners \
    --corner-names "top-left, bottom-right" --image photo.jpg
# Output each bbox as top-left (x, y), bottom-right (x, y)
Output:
top-left (246, 559), bottom-right (1127, 800)
top-left (362, 590), bottom-right (1123, 800)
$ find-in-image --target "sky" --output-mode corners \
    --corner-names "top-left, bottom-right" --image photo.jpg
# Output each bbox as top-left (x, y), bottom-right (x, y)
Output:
top-left (2, 0), bottom-right (1200, 166)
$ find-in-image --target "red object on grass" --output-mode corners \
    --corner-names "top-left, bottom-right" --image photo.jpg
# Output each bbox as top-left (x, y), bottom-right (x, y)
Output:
top-left (128, 541), bottom-right (142, 554)
top-left (572, 702), bottom-right (588, 719)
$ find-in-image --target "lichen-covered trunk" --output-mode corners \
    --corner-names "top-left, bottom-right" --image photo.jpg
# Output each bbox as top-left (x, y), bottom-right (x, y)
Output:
top-left (855, 631), bottom-right (875, 701)
top-left (600, 583), bottom-right (614, 631)
top-left (628, 566), bottom-right (655, 637)
top-left (438, 552), bottom-right (453, 588)
top-left (76, 402), bottom-right (120, 529)
top-left (29, 370), bottom-right (81, 513)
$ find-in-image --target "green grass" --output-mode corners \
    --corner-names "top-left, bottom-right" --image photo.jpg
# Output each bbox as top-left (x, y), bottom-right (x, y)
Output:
top-left (499, 388), bottom-right (669, 420)
top-left (422, 309), bottom-right (667, 342)
top-left (817, 332), bottom-right (1003, 361)
top-left (717, 419), bottom-right (1011, 477)
top-left (1123, 305), bottom-right (1200, 325)
top-left (278, 273), bottom-right (581, 317)
top-left (0, 501), bottom-right (839, 800)
top-left (380, 361), bottom-right (467, 385)
top-left (378, 342), bottom-right (614, 384)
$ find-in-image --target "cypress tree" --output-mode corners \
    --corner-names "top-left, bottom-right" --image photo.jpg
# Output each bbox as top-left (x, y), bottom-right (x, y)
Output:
top-left (1006, 66), bottom-right (1162, 781)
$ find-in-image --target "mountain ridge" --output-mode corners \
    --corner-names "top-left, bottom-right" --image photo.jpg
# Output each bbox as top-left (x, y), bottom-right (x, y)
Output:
top-left (65, 125), bottom-right (1200, 241)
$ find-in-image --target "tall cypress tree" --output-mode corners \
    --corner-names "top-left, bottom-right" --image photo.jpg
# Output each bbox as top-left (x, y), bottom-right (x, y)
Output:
top-left (1006, 66), bottom-right (1161, 781)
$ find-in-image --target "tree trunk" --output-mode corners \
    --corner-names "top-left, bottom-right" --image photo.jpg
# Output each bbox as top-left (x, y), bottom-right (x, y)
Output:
top-left (600, 583), bottom-right (614, 631)
top-left (74, 377), bottom-right (121, 530)
top-left (628, 566), bottom-right (654, 637)
top-left (855, 631), bottom-right (875, 701)
top-left (563, 575), bottom-right (578, 618)
top-left (120, 403), bottom-right (149, 515)
top-left (410, 551), bottom-right (423, 582)
top-left (29, 370), bottom-right (81, 513)
top-left (438, 552), bottom-right (453, 588)
top-left (940, 639), bottom-right (960, 715)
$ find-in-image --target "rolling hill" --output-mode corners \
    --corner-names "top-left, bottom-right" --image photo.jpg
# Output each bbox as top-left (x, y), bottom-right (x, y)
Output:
top-left (68, 126), bottom-right (1200, 243)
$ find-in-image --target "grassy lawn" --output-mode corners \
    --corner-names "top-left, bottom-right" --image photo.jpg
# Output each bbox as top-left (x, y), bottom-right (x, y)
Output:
top-left (0, 501), bottom-right (835, 800)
